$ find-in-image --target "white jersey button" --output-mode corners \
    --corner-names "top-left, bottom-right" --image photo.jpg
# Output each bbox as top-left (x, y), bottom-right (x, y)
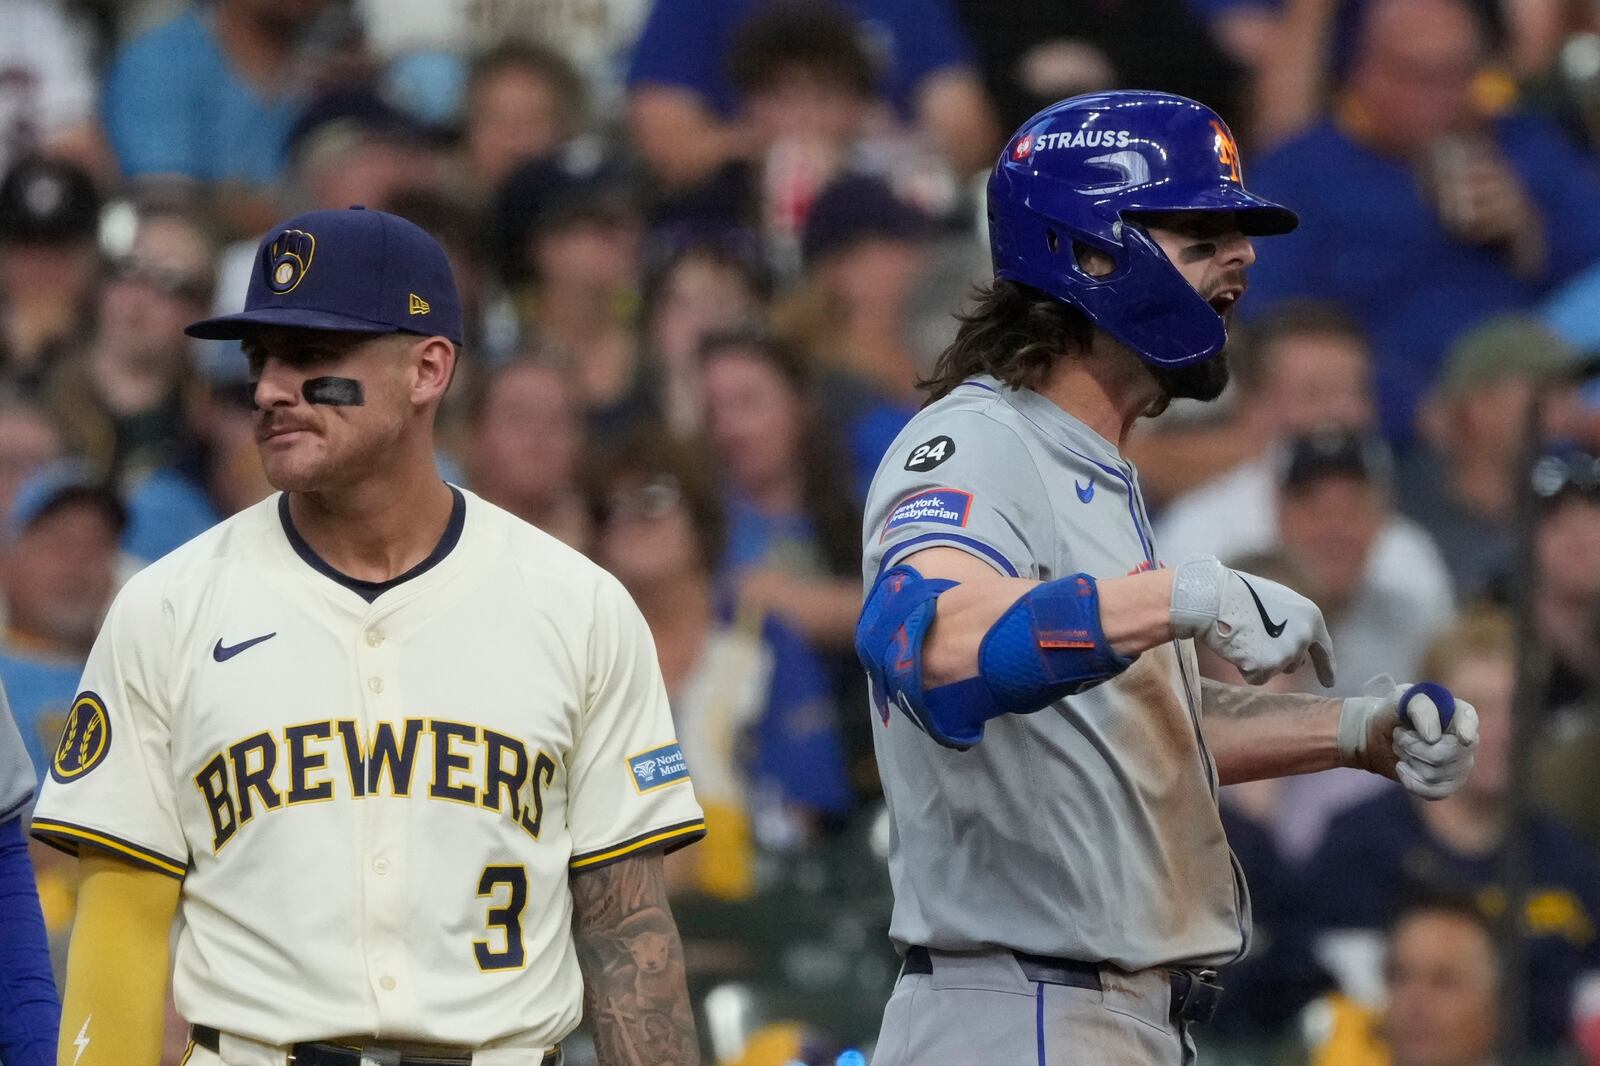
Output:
top-left (368, 676), bottom-right (384, 693)
top-left (379, 976), bottom-right (396, 991)
top-left (366, 630), bottom-right (383, 647)
top-left (373, 857), bottom-right (390, 875)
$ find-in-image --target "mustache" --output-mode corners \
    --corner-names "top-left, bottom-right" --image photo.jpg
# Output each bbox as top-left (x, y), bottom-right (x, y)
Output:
top-left (255, 413), bottom-right (320, 436)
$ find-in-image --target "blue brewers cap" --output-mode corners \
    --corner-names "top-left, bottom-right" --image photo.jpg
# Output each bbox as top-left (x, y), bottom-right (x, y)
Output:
top-left (185, 206), bottom-right (463, 344)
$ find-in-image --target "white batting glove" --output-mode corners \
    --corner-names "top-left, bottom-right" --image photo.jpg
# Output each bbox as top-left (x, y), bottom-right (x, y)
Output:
top-left (1338, 677), bottom-right (1480, 799)
top-left (1170, 555), bottom-right (1337, 687)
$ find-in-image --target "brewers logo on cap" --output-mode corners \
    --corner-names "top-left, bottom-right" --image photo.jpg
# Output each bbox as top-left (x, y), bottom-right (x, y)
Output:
top-left (51, 691), bottom-right (112, 783)
top-left (266, 228), bottom-right (316, 294)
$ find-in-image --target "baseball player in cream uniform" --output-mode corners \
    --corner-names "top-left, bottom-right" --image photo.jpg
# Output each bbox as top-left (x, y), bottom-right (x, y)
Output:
top-left (33, 208), bottom-right (706, 1066)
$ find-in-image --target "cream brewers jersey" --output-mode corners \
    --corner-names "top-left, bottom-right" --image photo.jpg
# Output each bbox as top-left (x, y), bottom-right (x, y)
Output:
top-left (31, 487), bottom-right (705, 1049)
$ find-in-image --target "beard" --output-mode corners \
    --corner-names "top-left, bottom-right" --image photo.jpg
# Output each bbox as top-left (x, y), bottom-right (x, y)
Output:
top-left (1149, 351), bottom-right (1231, 403)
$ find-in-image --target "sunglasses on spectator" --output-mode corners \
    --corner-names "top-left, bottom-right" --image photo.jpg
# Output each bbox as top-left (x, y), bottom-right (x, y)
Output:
top-left (597, 476), bottom-right (683, 524)
top-left (1532, 450), bottom-right (1600, 503)
top-left (108, 257), bottom-right (212, 304)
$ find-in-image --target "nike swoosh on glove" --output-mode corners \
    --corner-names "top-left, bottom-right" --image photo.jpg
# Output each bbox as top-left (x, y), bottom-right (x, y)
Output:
top-left (1170, 555), bottom-right (1337, 687)
top-left (1338, 677), bottom-right (1480, 799)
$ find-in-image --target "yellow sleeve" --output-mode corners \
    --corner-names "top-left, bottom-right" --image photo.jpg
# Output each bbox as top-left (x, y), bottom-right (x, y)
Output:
top-left (57, 851), bottom-right (180, 1066)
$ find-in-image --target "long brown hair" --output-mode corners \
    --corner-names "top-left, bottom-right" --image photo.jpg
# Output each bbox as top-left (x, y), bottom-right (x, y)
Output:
top-left (920, 279), bottom-right (1093, 402)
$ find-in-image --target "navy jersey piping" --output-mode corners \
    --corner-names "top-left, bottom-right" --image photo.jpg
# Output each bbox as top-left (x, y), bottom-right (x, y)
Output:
top-left (279, 485), bottom-right (467, 602)
top-left (879, 532), bottom-right (1020, 578)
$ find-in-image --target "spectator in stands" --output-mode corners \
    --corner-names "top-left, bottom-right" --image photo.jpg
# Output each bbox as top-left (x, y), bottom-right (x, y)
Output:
top-left (285, 87), bottom-right (442, 217)
top-left (0, 396), bottom-right (62, 529)
top-left (46, 205), bottom-right (217, 487)
top-left (1401, 315), bottom-right (1579, 597)
top-left (1524, 448), bottom-right (1600, 853)
top-left (643, 226), bottom-right (771, 438)
top-left (462, 360), bottom-right (590, 552)
top-left (1154, 306), bottom-right (1453, 633)
top-left (0, 0), bottom-right (106, 177)
top-left (1246, 0), bottom-right (1600, 444)
top-left (1531, 448), bottom-right (1600, 712)
top-left (0, 464), bottom-right (123, 781)
top-left (356, 0), bottom-right (649, 123)
top-left (777, 174), bottom-right (926, 497)
top-left (626, 0), bottom-right (995, 202)
top-left (122, 368), bottom-right (273, 565)
top-left (1300, 606), bottom-right (1600, 1049)
top-left (0, 157), bottom-right (100, 393)
top-left (1382, 898), bottom-right (1501, 1066)
top-left (950, 0), bottom-right (1246, 135)
top-left (492, 153), bottom-right (651, 436)
top-left (1141, 299), bottom-right (1374, 507)
top-left (593, 431), bottom-right (852, 899)
top-left (701, 329), bottom-right (862, 652)
top-left (459, 43), bottom-right (588, 206)
top-left (1275, 428), bottom-right (1455, 691)
top-left (104, 0), bottom-right (332, 234)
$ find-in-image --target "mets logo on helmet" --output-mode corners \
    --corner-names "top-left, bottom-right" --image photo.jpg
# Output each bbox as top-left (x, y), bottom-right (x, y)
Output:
top-left (266, 228), bottom-right (316, 294)
top-left (1210, 121), bottom-right (1242, 184)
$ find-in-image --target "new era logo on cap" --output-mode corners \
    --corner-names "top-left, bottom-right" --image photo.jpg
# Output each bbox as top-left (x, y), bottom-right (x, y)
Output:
top-left (183, 207), bottom-right (464, 344)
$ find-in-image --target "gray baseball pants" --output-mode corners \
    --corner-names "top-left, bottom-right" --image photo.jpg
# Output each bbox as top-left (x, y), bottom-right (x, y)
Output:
top-left (870, 948), bottom-right (1198, 1065)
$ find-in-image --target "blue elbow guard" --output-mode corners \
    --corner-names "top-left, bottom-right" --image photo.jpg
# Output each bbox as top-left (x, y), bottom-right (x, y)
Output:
top-left (857, 566), bottom-right (1134, 751)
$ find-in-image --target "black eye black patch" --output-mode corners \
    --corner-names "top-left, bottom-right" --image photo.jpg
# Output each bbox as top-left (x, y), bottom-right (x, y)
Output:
top-left (303, 377), bottom-right (365, 406)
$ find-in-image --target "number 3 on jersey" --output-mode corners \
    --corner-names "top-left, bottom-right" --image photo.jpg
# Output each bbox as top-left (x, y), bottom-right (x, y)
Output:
top-left (474, 865), bottom-right (528, 971)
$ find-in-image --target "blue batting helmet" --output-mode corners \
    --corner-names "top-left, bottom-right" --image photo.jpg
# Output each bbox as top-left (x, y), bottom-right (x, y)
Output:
top-left (988, 91), bottom-right (1298, 368)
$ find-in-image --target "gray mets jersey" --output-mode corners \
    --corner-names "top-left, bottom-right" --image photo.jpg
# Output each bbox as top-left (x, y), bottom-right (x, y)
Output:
top-left (862, 375), bottom-right (1248, 972)
top-left (31, 487), bottom-right (704, 1050)
top-left (1, 685), bottom-right (35, 823)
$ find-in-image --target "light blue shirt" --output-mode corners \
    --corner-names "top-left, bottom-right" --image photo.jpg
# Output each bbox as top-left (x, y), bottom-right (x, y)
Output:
top-left (104, 6), bottom-right (303, 186)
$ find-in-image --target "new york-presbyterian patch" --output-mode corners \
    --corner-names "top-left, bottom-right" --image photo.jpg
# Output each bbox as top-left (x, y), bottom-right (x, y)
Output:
top-left (881, 488), bottom-right (974, 541)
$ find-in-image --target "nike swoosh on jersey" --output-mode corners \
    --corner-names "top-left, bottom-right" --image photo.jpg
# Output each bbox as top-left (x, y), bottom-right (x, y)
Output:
top-left (212, 633), bottom-right (277, 662)
top-left (1075, 478), bottom-right (1095, 503)
top-left (1237, 579), bottom-right (1287, 638)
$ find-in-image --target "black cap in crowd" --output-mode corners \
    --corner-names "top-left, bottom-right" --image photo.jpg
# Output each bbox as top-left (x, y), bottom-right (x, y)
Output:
top-left (0, 157), bottom-right (101, 245)
top-left (1277, 427), bottom-right (1393, 492)
top-left (802, 173), bottom-right (930, 267)
top-left (492, 147), bottom-right (639, 281)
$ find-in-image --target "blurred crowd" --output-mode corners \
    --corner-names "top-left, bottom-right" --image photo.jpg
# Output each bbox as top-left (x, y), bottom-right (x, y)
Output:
top-left (2, 0), bottom-right (1600, 1063)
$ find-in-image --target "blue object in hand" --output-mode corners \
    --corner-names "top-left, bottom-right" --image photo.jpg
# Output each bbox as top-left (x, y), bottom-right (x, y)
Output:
top-left (1399, 681), bottom-right (1456, 733)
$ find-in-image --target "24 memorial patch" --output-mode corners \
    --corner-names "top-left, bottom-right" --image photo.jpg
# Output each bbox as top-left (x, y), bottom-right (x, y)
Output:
top-left (905, 436), bottom-right (956, 472)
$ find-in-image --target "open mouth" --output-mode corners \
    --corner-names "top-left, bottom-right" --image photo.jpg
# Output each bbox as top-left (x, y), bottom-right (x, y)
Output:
top-left (1208, 290), bottom-right (1240, 314)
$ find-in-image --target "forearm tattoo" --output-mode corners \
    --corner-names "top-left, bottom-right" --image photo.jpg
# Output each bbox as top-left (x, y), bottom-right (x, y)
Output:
top-left (571, 852), bottom-right (700, 1066)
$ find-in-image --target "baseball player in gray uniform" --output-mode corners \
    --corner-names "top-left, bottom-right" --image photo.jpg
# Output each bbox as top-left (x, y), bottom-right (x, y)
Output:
top-left (0, 683), bottom-right (58, 1066)
top-left (854, 92), bottom-right (1481, 1064)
